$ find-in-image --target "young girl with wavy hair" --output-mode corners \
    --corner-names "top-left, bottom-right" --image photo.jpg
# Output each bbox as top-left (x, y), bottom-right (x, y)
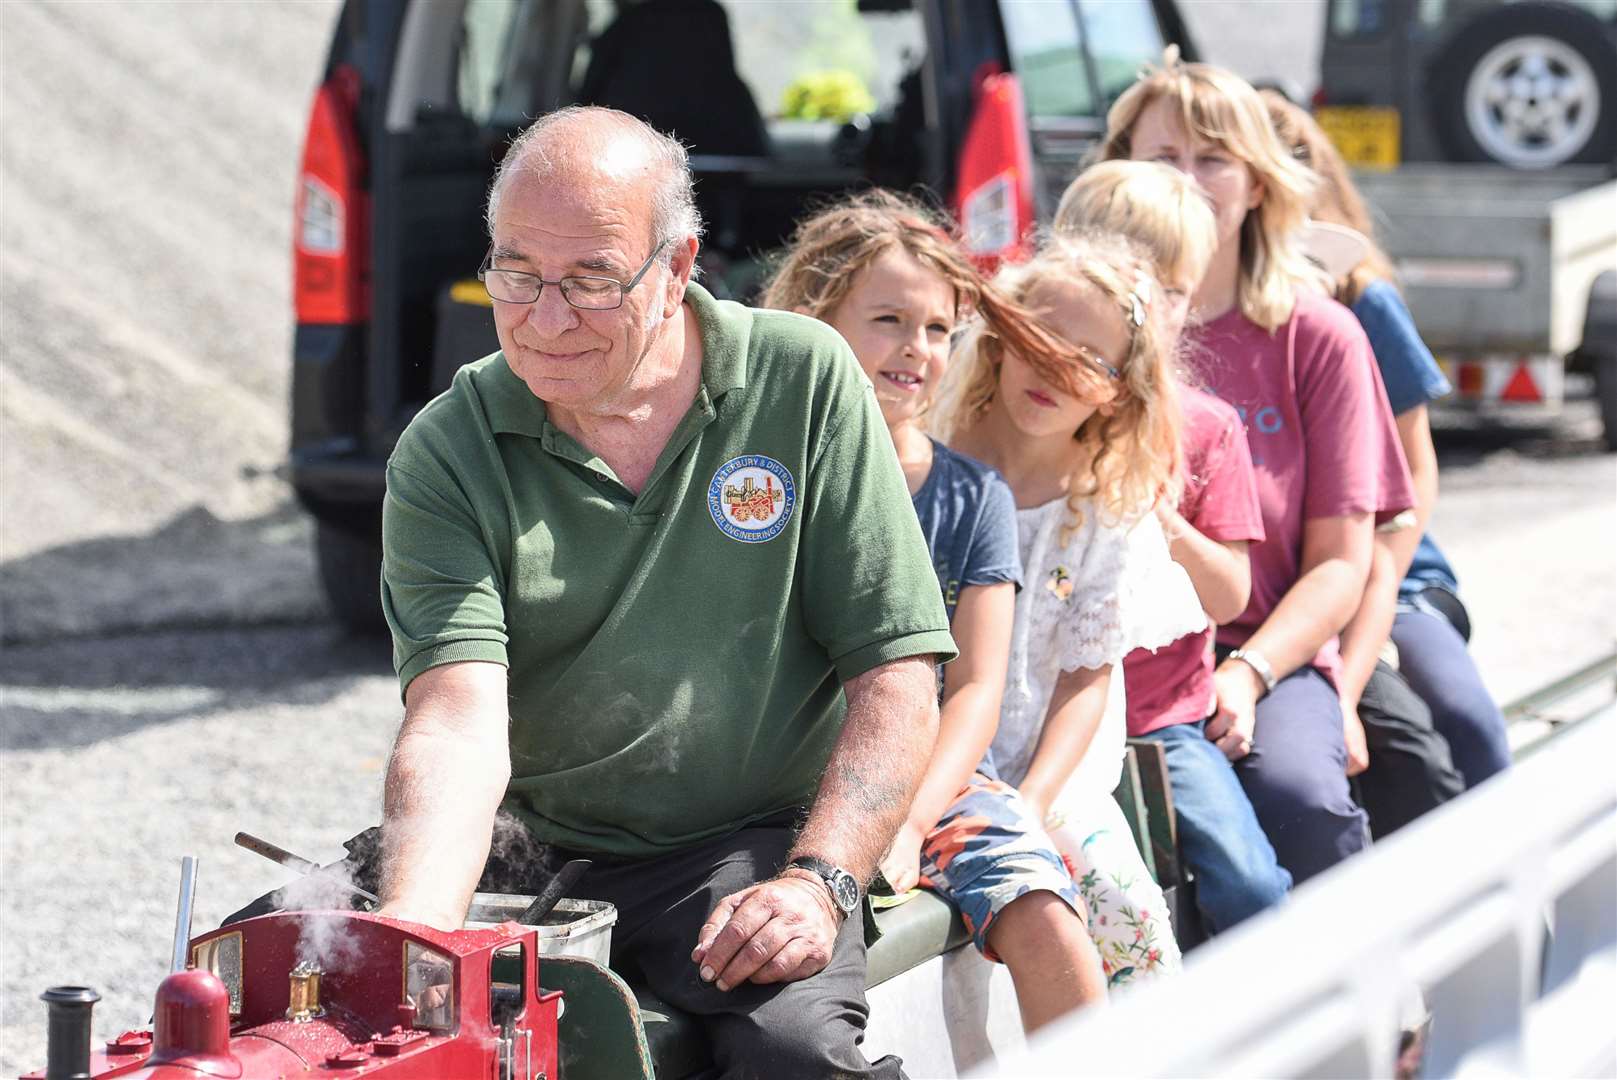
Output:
top-left (762, 190), bottom-right (1109, 1027)
top-left (930, 233), bottom-right (1204, 985)
top-left (1054, 160), bottom-right (1292, 934)
top-left (1098, 53), bottom-right (1415, 883)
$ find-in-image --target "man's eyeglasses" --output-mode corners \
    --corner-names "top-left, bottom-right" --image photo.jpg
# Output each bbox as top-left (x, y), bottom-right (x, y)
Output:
top-left (479, 237), bottom-right (672, 311)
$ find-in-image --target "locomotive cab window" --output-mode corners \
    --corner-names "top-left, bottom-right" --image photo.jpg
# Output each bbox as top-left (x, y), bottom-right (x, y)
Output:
top-left (190, 932), bottom-right (243, 1015)
top-left (404, 942), bottom-right (456, 1031)
top-left (490, 943), bottom-right (527, 1032)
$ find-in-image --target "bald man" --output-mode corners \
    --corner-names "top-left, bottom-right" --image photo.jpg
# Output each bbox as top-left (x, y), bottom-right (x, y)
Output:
top-left (375, 107), bottom-right (954, 1077)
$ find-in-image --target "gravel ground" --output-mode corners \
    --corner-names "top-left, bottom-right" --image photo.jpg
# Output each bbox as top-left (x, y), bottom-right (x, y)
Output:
top-left (2, 0), bottom-right (1612, 1072)
top-left (1, 625), bottom-right (399, 1071)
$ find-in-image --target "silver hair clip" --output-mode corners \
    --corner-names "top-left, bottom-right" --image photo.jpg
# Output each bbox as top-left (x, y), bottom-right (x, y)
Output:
top-left (1127, 272), bottom-right (1151, 328)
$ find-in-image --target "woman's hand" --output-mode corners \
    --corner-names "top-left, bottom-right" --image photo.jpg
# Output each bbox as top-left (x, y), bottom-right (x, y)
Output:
top-left (1207, 660), bottom-right (1262, 761)
top-left (1340, 699), bottom-right (1370, 776)
top-left (878, 820), bottom-right (925, 894)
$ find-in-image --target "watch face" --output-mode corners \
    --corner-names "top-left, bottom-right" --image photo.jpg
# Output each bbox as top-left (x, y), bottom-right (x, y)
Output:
top-left (830, 871), bottom-right (860, 914)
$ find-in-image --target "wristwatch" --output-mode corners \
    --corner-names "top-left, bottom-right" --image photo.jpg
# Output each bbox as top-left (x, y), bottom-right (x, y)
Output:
top-left (785, 856), bottom-right (861, 918)
top-left (1228, 648), bottom-right (1277, 695)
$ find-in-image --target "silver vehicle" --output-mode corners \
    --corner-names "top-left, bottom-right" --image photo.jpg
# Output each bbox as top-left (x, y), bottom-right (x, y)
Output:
top-left (1353, 167), bottom-right (1617, 444)
top-left (1312, 0), bottom-right (1617, 445)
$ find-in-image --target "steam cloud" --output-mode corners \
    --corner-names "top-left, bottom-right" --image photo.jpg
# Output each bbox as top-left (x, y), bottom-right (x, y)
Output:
top-left (274, 865), bottom-right (368, 971)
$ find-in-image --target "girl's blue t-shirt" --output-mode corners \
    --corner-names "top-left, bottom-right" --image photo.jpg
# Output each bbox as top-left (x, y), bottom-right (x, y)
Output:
top-left (911, 440), bottom-right (1023, 622)
top-left (911, 439), bottom-right (1022, 778)
top-left (1351, 279), bottom-right (1461, 597)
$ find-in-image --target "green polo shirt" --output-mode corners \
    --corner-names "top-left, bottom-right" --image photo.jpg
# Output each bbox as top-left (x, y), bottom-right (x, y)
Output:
top-left (382, 283), bottom-right (955, 858)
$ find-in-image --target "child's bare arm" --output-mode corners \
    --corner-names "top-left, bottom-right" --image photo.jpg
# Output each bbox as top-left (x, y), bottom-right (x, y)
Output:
top-left (879, 581), bottom-right (1013, 890)
top-left (915, 582), bottom-right (1014, 828)
top-left (1015, 664), bottom-right (1111, 825)
top-left (1158, 501), bottom-right (1251, 625)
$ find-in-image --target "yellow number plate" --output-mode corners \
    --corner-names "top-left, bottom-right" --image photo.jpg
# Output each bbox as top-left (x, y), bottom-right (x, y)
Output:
top-left (1316, 106), bottom-right (1401, 171)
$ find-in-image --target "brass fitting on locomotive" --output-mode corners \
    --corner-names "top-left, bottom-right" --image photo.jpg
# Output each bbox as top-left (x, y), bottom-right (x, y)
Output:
top-left (286, 961), bottom-right (325, 1023)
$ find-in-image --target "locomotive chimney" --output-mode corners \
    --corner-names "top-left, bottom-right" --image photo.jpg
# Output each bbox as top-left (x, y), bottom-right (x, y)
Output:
top-left (41, 986), bottom-right (100, 1080)
top-left (286, 961), bottom-right (325, 1022)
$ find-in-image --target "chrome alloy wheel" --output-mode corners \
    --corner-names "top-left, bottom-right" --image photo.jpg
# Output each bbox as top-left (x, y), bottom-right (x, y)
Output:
top-left (1464, 34), bottom-right (1601, 168)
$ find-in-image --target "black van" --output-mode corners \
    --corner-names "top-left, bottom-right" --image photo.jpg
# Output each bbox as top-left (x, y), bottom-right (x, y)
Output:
top-left (289, 0), bottom-right (1194, 629)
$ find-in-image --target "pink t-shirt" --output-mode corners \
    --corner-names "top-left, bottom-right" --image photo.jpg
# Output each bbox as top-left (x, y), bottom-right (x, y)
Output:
top-left (1124, 388), bottom-right (1266, 736)
top-left (1188, 290), bottom-right (1414, 687)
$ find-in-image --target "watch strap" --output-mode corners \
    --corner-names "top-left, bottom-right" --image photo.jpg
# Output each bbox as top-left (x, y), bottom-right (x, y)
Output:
top-left (785, 856), bottom-right (858, 915)
top-left (1229, 648), bottom-right (1277, 694)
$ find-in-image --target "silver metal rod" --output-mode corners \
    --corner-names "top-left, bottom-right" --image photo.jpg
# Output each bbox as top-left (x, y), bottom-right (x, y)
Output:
top-left (170, 856), bottom-right (198, 973)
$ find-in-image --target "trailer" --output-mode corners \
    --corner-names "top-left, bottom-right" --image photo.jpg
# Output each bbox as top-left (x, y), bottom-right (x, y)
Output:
top-left (1352, 166), bottom-right (1617, 445)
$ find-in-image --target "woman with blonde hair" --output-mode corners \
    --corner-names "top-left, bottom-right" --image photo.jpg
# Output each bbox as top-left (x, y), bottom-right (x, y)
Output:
top-left (1054, 160), bottom-right (1291, 934)
top-left (1264, 92), bottom-right (1507, 828)
top-left (930, 232), bottom-right (1204, 985)
top-left (1098, 54), bottom-right (1416, 884)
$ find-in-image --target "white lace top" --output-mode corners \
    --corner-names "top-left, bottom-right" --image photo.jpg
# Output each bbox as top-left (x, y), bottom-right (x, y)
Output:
top-left (990, 497), bottom-right (1207, 808)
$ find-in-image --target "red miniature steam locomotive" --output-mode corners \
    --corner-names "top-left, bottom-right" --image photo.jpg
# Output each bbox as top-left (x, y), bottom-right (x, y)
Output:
top-left (25, 910), bottom-right (561, 1080)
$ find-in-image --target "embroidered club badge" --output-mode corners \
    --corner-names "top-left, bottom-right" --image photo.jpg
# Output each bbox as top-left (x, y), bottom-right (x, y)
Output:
top-left (708, 454), bottom-right (796, 543)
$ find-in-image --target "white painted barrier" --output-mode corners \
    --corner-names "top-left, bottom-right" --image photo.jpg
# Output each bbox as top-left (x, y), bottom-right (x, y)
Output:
top-left (978, 708), bottom-right (1617, 1079)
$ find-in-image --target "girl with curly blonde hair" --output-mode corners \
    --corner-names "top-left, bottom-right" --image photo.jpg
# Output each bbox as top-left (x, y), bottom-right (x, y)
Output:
top-left (1099, 53), bottom-right (1416, 885)
top-left (929, 232), bottom-right (1205, 986)
top-left (764, 189), bottom-right (1112, 1027)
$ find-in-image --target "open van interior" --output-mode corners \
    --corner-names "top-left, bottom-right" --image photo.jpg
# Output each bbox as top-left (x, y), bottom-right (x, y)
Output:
top-left (291, 0), bottom-right (1188, 628)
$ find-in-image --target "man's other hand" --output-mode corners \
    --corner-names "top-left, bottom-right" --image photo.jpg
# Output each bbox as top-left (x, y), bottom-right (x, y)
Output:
top-left (690, 874), bottom-right (841, 990)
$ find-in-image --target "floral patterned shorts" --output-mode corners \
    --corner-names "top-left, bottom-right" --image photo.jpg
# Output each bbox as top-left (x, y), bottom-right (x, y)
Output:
top-left (919, 773), bottom-right (1085, 962)
top-left (1046, 791), bottom-right (1183, 988)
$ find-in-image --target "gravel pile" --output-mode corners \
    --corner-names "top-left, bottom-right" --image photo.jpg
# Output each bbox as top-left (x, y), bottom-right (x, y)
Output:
top-left (0, 0), bottom-right (340, 643)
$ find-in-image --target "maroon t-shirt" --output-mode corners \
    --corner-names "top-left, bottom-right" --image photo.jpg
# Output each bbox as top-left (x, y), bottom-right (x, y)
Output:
top-left (1187, 291), bottom-right (1415, 687)
top-left (1124, 388), bottom-right (1266, 736)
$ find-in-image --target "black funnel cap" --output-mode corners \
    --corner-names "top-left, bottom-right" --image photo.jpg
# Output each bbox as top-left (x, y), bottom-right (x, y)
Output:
top-left (41, 986), bottom-right (100, 1080)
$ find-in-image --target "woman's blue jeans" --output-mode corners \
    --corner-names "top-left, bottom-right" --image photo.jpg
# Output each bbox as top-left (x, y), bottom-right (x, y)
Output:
top-left (1140, 719), bottom-right (1292, 933)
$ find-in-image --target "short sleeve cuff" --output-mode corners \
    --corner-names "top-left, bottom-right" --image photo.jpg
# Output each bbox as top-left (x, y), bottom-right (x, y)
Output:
top-left (1303, 494), bottom-right (1384, 522)
top-left (397, 637), bottom-right (510, 697)
top-left (833, 629), bottom-right (958, 683)
top-left (960, 566), bottom-right (1022, 590)
top-left (1194, 518), bottom-right (1266, 544)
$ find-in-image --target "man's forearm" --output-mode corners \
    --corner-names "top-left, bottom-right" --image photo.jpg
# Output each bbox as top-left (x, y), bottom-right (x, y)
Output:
top-left (379, 724), bottom-right (510, 927)
top-left (790, 656), bottom-right (939, 884)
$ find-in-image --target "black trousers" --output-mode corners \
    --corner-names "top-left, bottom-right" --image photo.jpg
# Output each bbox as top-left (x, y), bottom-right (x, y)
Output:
top-left (1353, 660), bottom-right (1466, 839)
top-left (227, 815), bottom-right (902, 1080)
top-left (554, 824), bottom-right (901, 1080)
